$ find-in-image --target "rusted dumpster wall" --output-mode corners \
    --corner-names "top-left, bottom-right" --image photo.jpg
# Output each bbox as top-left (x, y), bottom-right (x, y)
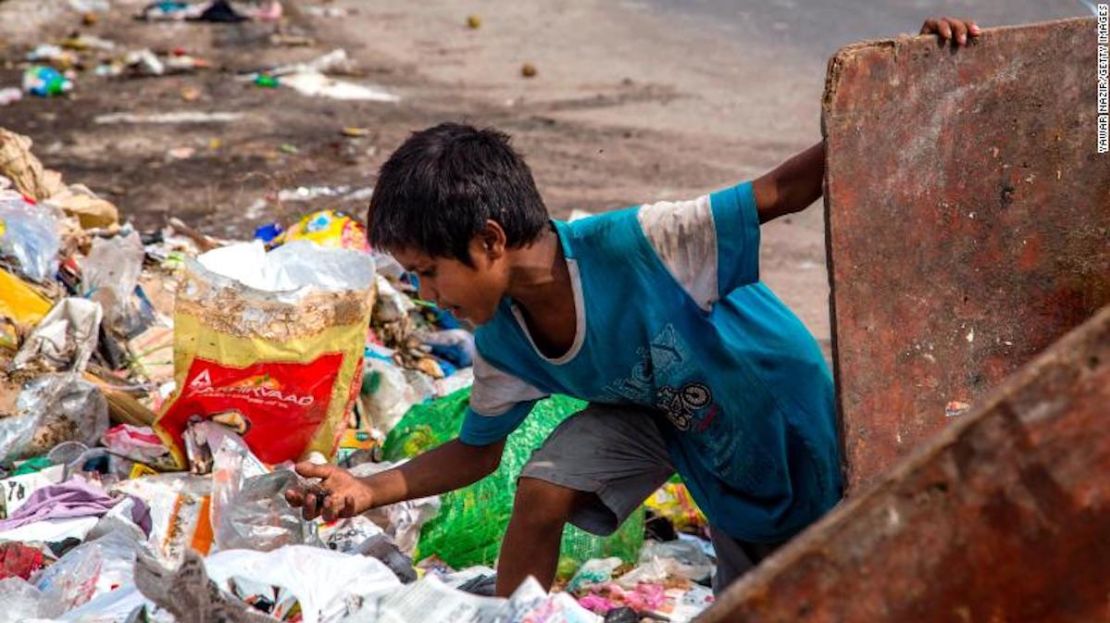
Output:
top-left (698, 305), bottom-right (1110, 623)
top-left (823, 18), bottom-right (1110, 492)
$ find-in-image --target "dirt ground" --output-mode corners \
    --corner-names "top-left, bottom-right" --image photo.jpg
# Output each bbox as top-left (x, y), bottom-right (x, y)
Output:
top-left (0, 0), bottom-right (898, 353)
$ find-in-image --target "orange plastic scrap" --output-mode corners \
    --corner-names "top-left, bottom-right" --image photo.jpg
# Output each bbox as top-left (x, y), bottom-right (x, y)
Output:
top-left (0, 267), bottom-right (51, 327)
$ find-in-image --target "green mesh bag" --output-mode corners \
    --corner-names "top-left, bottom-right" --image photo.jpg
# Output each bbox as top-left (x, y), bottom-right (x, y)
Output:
top-left (382, 388), bottom-right (644, 576)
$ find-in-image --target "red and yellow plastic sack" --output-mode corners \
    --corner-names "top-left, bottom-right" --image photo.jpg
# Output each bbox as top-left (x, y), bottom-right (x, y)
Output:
top-left (153, 242), bottom-right (375, 467)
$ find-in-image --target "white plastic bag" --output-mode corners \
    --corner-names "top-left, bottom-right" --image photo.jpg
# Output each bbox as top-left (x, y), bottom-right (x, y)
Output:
top-left (204, 545), bottom-right (402, 623)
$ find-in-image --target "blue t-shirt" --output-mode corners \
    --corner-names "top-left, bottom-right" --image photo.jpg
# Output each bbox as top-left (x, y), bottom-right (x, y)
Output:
top-left (459, 181), bottom-right (842, 543)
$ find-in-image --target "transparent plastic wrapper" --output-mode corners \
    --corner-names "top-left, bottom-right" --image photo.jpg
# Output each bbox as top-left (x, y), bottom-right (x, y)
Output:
top-left (82, 231), bottom-right (146, 336)
top-left (216, 470), bottom-right (309, 552)
top-left (382, 389), bottom-right (644, 572)
top-left (154, 241), bottom-right (375, 467)
top-left (205, 422), bottom-right (269, 540)
top-left (34, 529), bottom-right (145, 618)
top-left (0, 193), bottom-right (61, 282)
top-left (9, 297), bottom-right (102, 373)
top-left (0, 374), bottom-right (109, 463)
top-left (0, 576), bottom-right (45, 623)
top-left (629, 539), bottom-right (714, 584)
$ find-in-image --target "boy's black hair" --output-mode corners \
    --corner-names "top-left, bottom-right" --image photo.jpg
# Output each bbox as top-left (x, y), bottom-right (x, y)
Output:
top-left (368, 123), bottom-right (548, 265)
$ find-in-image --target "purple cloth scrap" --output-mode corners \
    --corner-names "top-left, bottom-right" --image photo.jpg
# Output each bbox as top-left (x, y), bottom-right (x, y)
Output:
top-left (0, 479), bottom-right (148, 533)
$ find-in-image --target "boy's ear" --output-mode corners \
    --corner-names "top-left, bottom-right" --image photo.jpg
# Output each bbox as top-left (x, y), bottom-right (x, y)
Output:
top-left (477, 219), bottom-right (508, 260)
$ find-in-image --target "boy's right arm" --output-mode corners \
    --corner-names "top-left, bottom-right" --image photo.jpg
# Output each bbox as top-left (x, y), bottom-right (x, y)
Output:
top-left (286, 437), bottom-right (506, 522)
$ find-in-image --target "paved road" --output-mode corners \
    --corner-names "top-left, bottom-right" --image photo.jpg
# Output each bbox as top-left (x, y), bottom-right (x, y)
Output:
top-left (648, 0), bottom-right (1088, 65)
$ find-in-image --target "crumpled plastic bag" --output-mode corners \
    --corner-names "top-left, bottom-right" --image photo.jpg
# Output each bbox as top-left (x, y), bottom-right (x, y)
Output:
top-left (216, 470), bottom-right (310, 552)
top-left (0, 373), bottom-right (109, 463)
top-left (9, 297), bottom-right (103, 373)
top-left (360, 356), bottom-right (420, 435)
top-left (82, 231), bottom-right (146, 337)
top-left (615, 539), bottom-right (715, 588)
top-left (34, 529), bottom-right (146, 618)
top-left (203, 545), bottom-right (402, 623)
top-left (0, 193), bottom-right (62, 282)
top-left (0, 576), bottom-right (45, 623)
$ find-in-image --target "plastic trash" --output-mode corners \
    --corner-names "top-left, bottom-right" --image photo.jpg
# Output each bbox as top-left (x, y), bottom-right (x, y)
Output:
top-left (111, 472), bottom-right (214, 564)
top-left (0, 542), bottom-right (45, 581)
top-left (216, 470), bottom-right (309, 552)
top-left (644, 481), bottom-right (708, 534)
top-left (154, 240), bottom-right (375, 466)
top-left (360, 356), bottom-right (420, 434)
top-left (279, 71), bottom-right (401, 102)
top-left (0, 374), bottom-right (109, 463)
top-left (82, 231), bottom-right (147, 337)
top-left (0, 194), bottom-right (62, 282)
top-left (23, 66), bottom-right (73, 97)
top-left (201, 546), bottom-right (403, 623)
top-left (567, 558), bottom-right (623, 594)
top-left (634, 539), bottom-right (715, 583)
top-left (101, 424), bottom-right (174, 470)
top-left (254, 73), bottom-right (280, 88)
top-left (319, 514), bottom-right (384, 554)
top-left (35, 529), bottom-right (145, 618)
top-left (0, 266), bottom-right (52, 328)
top-left (9, 297), bottom-right (103, 373)
top-left (382, 389), bottom-right (644, 572)
top-left (0, 87), bottom-right (22, 107)
top-left (353, 533), bottom-right (417, 583)
top-left (279, 209), bottom-right (371, 252)
top-left (0, 576), bottom-right (45, 623)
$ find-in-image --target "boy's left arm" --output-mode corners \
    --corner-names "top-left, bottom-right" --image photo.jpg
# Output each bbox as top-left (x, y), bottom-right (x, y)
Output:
top-left (752, 16), bottom-right (981, 224)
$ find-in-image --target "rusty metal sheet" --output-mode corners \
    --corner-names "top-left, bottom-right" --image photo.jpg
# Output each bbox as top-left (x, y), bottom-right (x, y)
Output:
top-left (698, 305), bottom-right (1110, 623)
top-left (822, 18), bottom-right (1110, 492)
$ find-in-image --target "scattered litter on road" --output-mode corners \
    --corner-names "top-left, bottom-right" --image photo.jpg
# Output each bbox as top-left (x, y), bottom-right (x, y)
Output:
top-left (94, 111), bottom-right (245, 124)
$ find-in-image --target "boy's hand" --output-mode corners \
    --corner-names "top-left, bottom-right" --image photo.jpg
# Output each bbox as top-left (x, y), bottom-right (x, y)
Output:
top-left (920, 17), bottom-right (981, 47)
top-left (284, 462), bottom-right (374, 522)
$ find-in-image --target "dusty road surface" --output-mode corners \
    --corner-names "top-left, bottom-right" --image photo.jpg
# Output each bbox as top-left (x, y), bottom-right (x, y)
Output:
top-left (0, 0), bottom-right (1086, 352)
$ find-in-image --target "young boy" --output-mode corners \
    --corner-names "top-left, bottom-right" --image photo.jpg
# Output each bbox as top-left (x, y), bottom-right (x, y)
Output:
top-left (287, 17), bottom-right (980, 596)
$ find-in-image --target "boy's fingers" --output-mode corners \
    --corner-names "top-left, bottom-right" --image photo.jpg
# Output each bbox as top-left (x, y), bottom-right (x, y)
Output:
top-left (322, 494), bottom-right (343, 523)
top-left (919, 18), bottom-right (936, 35)
top-left (341, 495), bottom-right (356, 518)
top-left (950, 19), bottom-right (968, 45)
top-left (285, 488), bottom-right (304, 507)
top-left (936, 18), bottom-right (953, 42)
top-left (303, 490), bottom-right (319, 520)
top-left (294, 461), bottom-right (332, 479)
top-left (968, 20), bottom-right (981, 36)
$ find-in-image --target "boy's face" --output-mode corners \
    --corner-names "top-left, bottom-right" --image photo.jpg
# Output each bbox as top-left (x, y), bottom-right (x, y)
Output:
top-left (392, 234), bottom-right (509, 325)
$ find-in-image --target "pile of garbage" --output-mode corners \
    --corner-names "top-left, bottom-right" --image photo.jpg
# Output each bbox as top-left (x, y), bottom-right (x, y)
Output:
top-left (0, 126), bottom-right (718, 622)
top-left (3, 0), bottom-right (398, 108)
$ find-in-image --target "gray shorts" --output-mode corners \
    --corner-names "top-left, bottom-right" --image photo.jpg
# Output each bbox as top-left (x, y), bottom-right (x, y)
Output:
top-left (519, 403), bottom-right (782, 592)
